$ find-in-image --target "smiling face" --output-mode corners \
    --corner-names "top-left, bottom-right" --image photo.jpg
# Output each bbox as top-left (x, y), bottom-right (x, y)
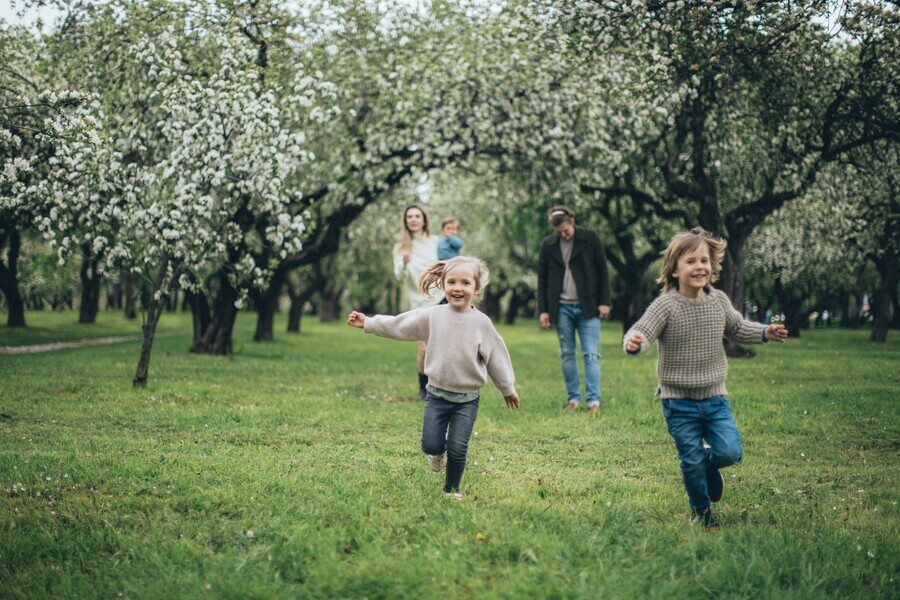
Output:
top-left (443, 262), bottom-right (478, 309)
top-left (674, 242), bottom-right (712, 298)
top-left (552, 220), bottom-right (575, 241)
top-left (405, 207), bottom-right (425, 236)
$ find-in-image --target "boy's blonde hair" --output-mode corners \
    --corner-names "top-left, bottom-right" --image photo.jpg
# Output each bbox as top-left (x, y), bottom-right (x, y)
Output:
top-left (441, 216), bottom-right (459, 230)
top-left (418, 256), bottom-right (490, 302)
top-left (657, 228), bottom-right (727, 293)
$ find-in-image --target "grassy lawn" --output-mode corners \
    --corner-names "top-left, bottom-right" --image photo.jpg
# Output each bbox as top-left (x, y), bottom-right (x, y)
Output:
top-left (1, 310), bottom-right (897, 598)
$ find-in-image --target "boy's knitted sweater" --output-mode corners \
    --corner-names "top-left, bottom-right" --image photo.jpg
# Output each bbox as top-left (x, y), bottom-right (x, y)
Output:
top-left (364, 304), bottom-right (516, 397)
top-left (623, 288), bottom-right (767, 399)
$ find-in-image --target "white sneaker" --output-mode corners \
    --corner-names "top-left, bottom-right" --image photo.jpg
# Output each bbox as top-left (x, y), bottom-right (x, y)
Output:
top-left (443, 491), bottom-right (464, 501)
top-left (428, 453), bottom-right (447, 472)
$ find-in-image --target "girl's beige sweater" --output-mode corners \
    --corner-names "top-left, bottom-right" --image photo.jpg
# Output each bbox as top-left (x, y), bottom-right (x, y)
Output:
top-left (364, 304), bottom-right (516, 398)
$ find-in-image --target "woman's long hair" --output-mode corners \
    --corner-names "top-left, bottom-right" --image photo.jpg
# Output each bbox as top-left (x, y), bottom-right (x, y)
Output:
top-left (393, 204), bottom-right (431, 256)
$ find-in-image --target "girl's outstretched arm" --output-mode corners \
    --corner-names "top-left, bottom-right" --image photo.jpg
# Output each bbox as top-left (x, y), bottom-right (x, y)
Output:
top-left (504, 393), bottom-right (520, 409)
top-left (347, 311), bottom-right (367, 328)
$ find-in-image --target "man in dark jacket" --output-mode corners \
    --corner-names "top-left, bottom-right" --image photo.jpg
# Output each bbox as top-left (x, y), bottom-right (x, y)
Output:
top-left (538, 205), bottom-right (611, 413)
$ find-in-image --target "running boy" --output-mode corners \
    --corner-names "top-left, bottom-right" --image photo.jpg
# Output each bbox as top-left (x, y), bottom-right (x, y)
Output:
top-left (623, 228), bottom-right (788, 530)
top-left (347, 256), bottom-right (519, 500)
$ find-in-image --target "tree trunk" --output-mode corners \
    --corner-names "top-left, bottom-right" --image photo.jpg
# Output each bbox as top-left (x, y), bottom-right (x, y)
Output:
top-left (287, 295), bottom-right (304, 333)
top-left (504, 283), bottom-right (534, 325)
top-left (133, 291), bottom-right (167, 387)
top-left (191, 272), bottom-right (238, 355)
top-left (78, 244), bottom-right (101, 324)
top-left (869, 250), bottom-right (897, 343)
top-left (123, 270), bottom-right (138, 319)
top-left (254, 293), bottom-right (277, 341)
top-left (773, 276), bottom-right (805, 339)
top-left (186, 289), bottom-right (211, 344)
top-left (253, 269), bottom-right (286, 342)
top-left (719, 236), bottom-right (757, 356)
top-left (891, 287), bottom-right (900, 330)
top-left (618, 268), bottom-right (652, 336)
top-left (318, 287), bottom-right (343, 323)
top-left (0, 226), bottom-right (26, 327)
top-left (107, 276), bottom-right (122, 310)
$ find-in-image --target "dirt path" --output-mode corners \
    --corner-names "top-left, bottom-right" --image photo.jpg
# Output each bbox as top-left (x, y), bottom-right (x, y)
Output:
top-left (0, 335), bottom-right (141, 355)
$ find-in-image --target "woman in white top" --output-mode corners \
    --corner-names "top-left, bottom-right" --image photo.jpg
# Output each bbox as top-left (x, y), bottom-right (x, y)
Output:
top-left (393, 204), bottom-right (441, 399)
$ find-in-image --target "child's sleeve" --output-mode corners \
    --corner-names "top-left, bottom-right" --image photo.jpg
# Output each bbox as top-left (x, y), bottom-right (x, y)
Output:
top-left (622, 296), bottom-right (669, 355)
top-left (719, 292), bottom-right (767, 344)
top-left (480, 323), bottom-right (516, 397)
top-left (447, 235), bottom-right (464, 251)
top-left (364, 310), bottom-right (426, 341)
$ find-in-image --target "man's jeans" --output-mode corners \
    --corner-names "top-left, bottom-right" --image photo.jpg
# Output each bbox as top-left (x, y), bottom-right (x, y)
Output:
top-left (421, 395), bottom-right (479, 493)
top-left (661, 396), bottom-right (743, 510)
top-left (556, 303), bottom-right (601, 406)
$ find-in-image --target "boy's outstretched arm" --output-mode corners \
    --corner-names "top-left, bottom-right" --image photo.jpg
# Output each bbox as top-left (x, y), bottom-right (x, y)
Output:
top-left (504, 393), bottom-right (520, 409)
top-left (347, 311), bottom-right (367, 328)
top-left (625, 332), bottom-right (644, 354)
top-left (764, 323), bottom-right (788, 342)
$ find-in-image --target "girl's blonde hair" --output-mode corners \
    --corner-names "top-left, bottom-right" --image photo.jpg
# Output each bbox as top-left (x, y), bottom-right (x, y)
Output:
top-left (657, 227), bottom-right (727, 292)
top-left (393, 204), bottom-right (431, 256)
top-left (418, 256), bottom-right (490, 302)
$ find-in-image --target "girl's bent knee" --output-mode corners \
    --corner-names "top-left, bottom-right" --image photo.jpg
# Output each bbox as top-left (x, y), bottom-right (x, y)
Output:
top-left (421, 439), bottom-right (445, 456)
top-left (446, 440), bottom-right (469, 459)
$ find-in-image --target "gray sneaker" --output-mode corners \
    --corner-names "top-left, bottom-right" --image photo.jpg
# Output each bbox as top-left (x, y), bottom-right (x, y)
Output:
top-left (428, 453), bottom-right (447, 472)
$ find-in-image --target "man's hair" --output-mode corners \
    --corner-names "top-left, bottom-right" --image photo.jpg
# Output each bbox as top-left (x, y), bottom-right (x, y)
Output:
top-left (548, 205), bottom-right (575, 227)
top-left (657, 228), bottom-right (727, 293)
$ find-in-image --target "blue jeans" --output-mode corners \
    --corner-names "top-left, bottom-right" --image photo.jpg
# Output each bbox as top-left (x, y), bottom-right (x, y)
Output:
top-left (421, 395), bottom-right (479, 493)
top-left (661, 396), bottom-right (743, 510)
top-left (556, 303), bottom-right (601, 406)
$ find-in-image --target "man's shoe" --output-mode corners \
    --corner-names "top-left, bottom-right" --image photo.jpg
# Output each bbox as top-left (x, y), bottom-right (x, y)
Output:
top-left (587, 404), bottom-right (600, 414)
top-left (564, 401), bottom-right (578, 411)
top-left (428, 453), bottom-right (447, 472)
top-left (443, 491), bottom-right (464, 501)
top-left (707, 466), bottom-right (724, 503)
top-left (690, 507), bottom-right (720, 531)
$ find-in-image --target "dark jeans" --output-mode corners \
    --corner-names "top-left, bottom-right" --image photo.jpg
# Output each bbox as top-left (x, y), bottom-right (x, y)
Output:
top-left (421, 394), bottom-right (479, 493)
top-left (661, 396), bottom-right (743, 510)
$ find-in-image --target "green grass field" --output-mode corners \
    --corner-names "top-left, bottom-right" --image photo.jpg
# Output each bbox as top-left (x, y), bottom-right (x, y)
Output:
top-left (1, 311), bottom-right (897, 598)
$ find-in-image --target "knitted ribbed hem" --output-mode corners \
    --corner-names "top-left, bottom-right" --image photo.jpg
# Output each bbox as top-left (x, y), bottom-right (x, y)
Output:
top-left (659, 383), bottom-right (728, 400)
